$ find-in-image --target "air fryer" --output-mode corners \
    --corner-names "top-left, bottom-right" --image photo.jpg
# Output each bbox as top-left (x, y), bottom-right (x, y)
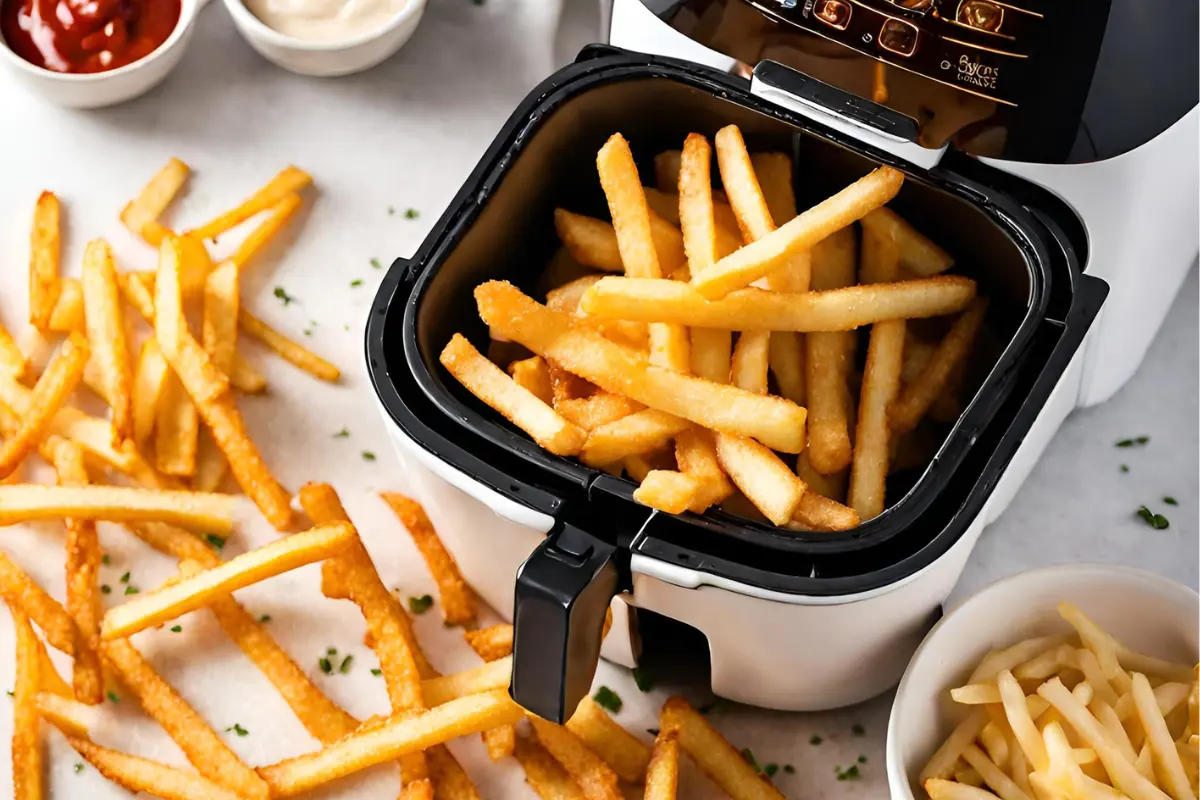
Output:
top-left (367, 47), bottom-right (1106, 723)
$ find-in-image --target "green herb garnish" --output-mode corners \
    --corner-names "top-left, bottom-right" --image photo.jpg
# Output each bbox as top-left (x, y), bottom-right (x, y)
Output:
top-left (170, 625), bottom-right (182, 633)
top-left (809, 735), bottom-right (823, 745)
top-left (632, 667), bottom-right (654, 693)
top-left (74, 762), bottom-right (84, 773)
top-left (371, 668), bottom-right (382, 677)
top-left (836, 764), bottom-right (861, 781)
top-left (1120, 464), bottom-right (1130, 473)
top-left (119, 571), bottom-right (130, 584)
top-left (101, 554), bottom-right (110, 565)
top-left (107, 691), bottom-right (120, 704)
top-left (783, 765), bottom-right (795, 774)
top-left (647, 727), bottom-right (660, 736)
top-left (333, 428), bottom-right (350, 438)
top-left (741, 749), bottom-right (759, 771)
top-left (124, 586), bottom-right (139, 595)
top-left (226, 723), bottom-right (248, 736)
top-left (858, 755), bottom-right (868, 764)
top-left (205, 534), bottom-right (225, 551)
top-left (1115, 436), bottom-right (1149, 448)
top-left (852, 723), bottom-right (865, 737)
top-left (764, 764), bottom-right (779, 777)
top-left (388, 206), bottom-right (396, 216)
top-left (1136, 506), bottom-right (1170, 529)
top-left (5, 690), bottom-right (12, 697)
top-left (259, 615), bottom-right (271, 623)
top-left (404, 209), bottom-right (419, 219)
top-left (592, 686), bottom-right (623, 713)
top-left (370, 258), bottom-right (383, 270)
top-left (319, 657), bottom-right (333, 675)
top-left (1164, 496), bottom-right (1179, 506)
top-left (274, 287), bottom-right (295, 306)
top-left (327, 647), bottom-right (337, 655)
top-left (340, 655), bottom-right (354, 674)
top-left (408, 595), bottom-right (434, 615)
top-left (362, 451), bottom-right (377, 461)
top-left (101, 585), bottom-right (111, 595)
top-left (350, 279), bottom-right (363, 287)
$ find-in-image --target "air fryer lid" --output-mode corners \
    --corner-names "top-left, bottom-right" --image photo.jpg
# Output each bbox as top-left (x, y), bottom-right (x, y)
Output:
top-left (366, 47), bottom-right (1107, 722)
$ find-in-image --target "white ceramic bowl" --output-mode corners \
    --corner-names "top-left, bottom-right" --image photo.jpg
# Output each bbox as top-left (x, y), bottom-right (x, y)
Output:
top-left (887, 563), bottom-right (1199, 799)
top-left (0, 0), bottom-right (205, 108)
top-left (222, 0), bottom-right (425, 77)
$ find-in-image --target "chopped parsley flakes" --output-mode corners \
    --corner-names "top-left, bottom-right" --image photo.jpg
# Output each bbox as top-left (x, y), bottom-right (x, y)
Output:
top-left (206, 534), bottom-right (225, 551)
top-left (259, 615), bottom-right (271, 623)
top-left (350, 279), bottom-right (363, 287)
top-left (371, 668), bottom-right (383, 677)
top-left (370, 258), bottom-right (383, 269)
top-left (274, 287), bottom-right (295, 305)
top-left (1164, 496), bottom-right (1179, 506)
top-left (408, 594), bottom-right (434, 615)
top-left (592, 686), bottom-right (622, 713)
top-left (404, 209), bottom-right (419, 219)
top-left (809, 735), bottom-right (823, 745)
top-left (101, 585), bottom-right (111, 595)
top-left (362, 451), bottom-right (377, 461)
top-left (170, 625), bottom-right (182, 633)
top-left (852, 723), bottom-right (865, 737)
top-left (319, 657), bottom-right (333, 675)
top-left (1115, 436), bottom-right (1149, 448)
top-left (226, 723), bottom-right (249, 736)
top-left (74, 762), bottom-right (84, 774)
top-left (1136, 505), bottom-right (1170, 529)
top-left (107, 691), bottom-right (120, 704)
top-left (632, 667), bottom-right (654, 693)
top-left (333, 428), bottom-right (350, 438)
top-left (340, 655), bottom-right (354, 674)
top-left (124, 586), bottom-right (139, 595)
top-left (836, 764), bottom-right (861, 781)
top-left (119, 571), bottom-right (130, 584)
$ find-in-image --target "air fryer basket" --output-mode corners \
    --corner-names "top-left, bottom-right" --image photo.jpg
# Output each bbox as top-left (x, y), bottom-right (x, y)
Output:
top-left (405, 53), bottom-right (1049, 554)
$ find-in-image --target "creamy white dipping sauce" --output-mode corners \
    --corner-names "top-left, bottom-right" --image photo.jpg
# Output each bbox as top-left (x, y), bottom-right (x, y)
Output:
top-left (244, 0), bottom-right (407, 42)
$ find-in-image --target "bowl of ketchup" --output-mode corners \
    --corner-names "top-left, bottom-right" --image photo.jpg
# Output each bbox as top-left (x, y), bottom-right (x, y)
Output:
top-left (0, 0), bottom-right (205, 107)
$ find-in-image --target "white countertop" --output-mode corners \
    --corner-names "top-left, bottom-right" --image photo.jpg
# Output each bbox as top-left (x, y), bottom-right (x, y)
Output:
top-left (0, 1), bottom-right (1195, 797)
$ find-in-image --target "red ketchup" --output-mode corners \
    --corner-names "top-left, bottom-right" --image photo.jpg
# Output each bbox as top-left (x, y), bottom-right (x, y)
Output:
top-left (1, 0), bottom-right (181, 74)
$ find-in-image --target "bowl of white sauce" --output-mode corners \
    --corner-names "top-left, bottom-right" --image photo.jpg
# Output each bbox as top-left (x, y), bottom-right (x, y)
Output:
top-left (223, 0), bottom-right (425, 76)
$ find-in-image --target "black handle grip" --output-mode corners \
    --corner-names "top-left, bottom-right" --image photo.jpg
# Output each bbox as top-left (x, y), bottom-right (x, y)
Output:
top-left (510, 523), bottom-right (622, 723)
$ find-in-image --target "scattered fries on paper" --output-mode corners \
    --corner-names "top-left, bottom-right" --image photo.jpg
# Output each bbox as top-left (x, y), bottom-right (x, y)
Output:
top-left (922, 601), bottom-right (1198, 800)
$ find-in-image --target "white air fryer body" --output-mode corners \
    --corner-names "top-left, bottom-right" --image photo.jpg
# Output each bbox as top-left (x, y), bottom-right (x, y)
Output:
top-left (607, 0), bottom-right (1200, 409)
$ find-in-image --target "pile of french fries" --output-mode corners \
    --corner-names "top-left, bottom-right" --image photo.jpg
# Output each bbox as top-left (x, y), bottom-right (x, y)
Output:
top-left (1, 162), bottom-right (789, 799)
top-left (922, 602), bottom-right (1199, 800)
top-left (442, 126), bottom-right (985, 531)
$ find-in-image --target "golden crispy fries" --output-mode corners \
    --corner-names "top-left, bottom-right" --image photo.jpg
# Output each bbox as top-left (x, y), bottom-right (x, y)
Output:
top-left (1078, 649), bottom-right (1121, 708)
top-left (0, 332), bottom-right (88, 478)
top-left (50, 439), bottom-right (105, 705)
top-left (260, 691), bottom-right (523, 797)
top-left (1038, 677), bottom-right (1170, 800)
top-left (731, 331), bottom-right (770, 395)
top-left (553, 209), bottom-right (686, 276)
top-left (580, 275), bottom-right (976, 331)
top-left (643, 186), bottom-right (681, 225)
top-left (0, 375), bottom-right (132, 474)
top-left (795, 452), bottom-right (846, 502)
top-left (922, 708), bottom-right (991, 782)
top-left (0, 484), bottom-right (234, 532)
top-left (515, 736), bottom-right (588, 800)
top-left (465, 624), bottom-right (514, 662)
top-left (10, 607), bottom-right (42, 800)
top-left (970, 636), bottom-right (1071, 685)
top-left (238, 308), bottom-right (340, 382)
top-left (427, 744), bottom-right (482, 799)
top-left (689, 329), bottom-right (732, 383)
top-left (645, 731), bottom-right (680, 800)
top-left (81, 239), bottom-right (134, 442)
top-left (805, 225), bottom-right (857, 474)
top-left (715, 433), bottom-right (805, 525)
top-left (655, 150), bottom-right (682, 192)
top-left (556, 393), bottom-right (643, 432)
top-left (509, 356), bottom-right (555, 406)
top-left (961, 744), bottom-right (1031, 800)
top-left (859, 219), bottom-right (901, 285)
top-left (481, 722), bottom-right (518, 763)
top-left (187, 166), bottom-right (311, 242)
top-left (0, 552), bottom-right (84, 661)
top-left (29, 190), bottom-right (62, 330)
top-left (47, 277), bottom-right (85, 333)
top-left (768, 332), bottom-right (805, 405)
top-left (101, 638), bottom-right (269, 798)
top-left (751, 153), bottom-right (797, 224)
top-left (529, 715), bottom-right (622, 800)
top-left (1060, 602), bottom-right (1193, 685)
top-left (422, 658), bottom-right (512, 707)
top-left (861, 207), bottom-right (954, 276)
top-left (154, 238), bottom-right (293, 528)
top-left (579, 409), bottom-right (691, 467)
top-left (68, 737), bottom-right (244, 800)
top-left (203, 261), bottom-right (240, 374)
top-left (892, 299), bottom-right (987, 434)
top-left (691, 166), bottom-right (903, 299)
top-left (847, 319), bottom-right (906, 520)
top-left (953, 684), bottom-right (1003, 705)
top-left (675, 428), bottom-right (734, 506)
top-left (35, 636), bottom-right (73, 699)
top-left (661, 696), bottom-right (785, 800)
top-left (1132, 672), bottom-right (1195, 800)
top-left (0, 323), bottom-right (28, 380)
top-left (231, 193), bottom-right (302, 270)
top-left (477, 282), bottom-right (807, 453)
top-left (382, 491), bottom-right (477, 628)
top-left (121, 158), bottom-right (189, 240)
top-left (442, 333), bottom-right (586, 456)
top-left (156, 371), bottom-right (199, 476)
top-left (133, 339), bottom-right (169, 449)
top-left (925, 778), bottom-right (1006, 799)
top-left (633, 470), bottom-right (702, 514)
top-left (1000, 670), bottom-right (1049, 773)
top-left (118, 270), bottom-right (158, 323)
top-left (101, 523), bottom-right (353, 639)
top-left (790, 482), bottom-right (859, 531)
top-left (565, 696), bottom-right (651, 783)
top-left (36, 692), bottom-right (93, 737)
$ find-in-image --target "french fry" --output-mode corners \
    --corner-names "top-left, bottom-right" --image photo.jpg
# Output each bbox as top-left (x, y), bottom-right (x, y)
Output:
top-left (847, 319), bottom-right (906, 519)
top-left (768, 332), bottom-right (806, 406)
top-left (0, 332), bottom-right (88, 478)
top-left (715, 128), bottom-right (810, 292)
top-left (259, 691), bottom-right (524, 797)
top-left (731, 331), bottom-right (770, 395)
top-left (922, 708), bottom-right (992, 782)
top-left (515, 736), bottom-right (588, 800)
top-left (81, 239), bottom-right (134, 442)
top-left (953, 684), bottom-right (1004, 705)
top-left (675, 428), bottom-right (735, 511)
top-left (186, 166), bottom-right (312, 242)
top-left (133, 339), bottom-right (169, 449)
top-left (0, 484), bottom-right (234, 532)
top-left (795, 452), bottom-right (846, 503)
top-left (661, 696), bottom-right (785, 800)
top-left (422, 658), bottom-right (512, 707)
top-left (29, 190), bottom-right (61, 330)
top-left (203, 261), bottom-right (240, 375)
top-left (67, 736), bottom-right (244, 800)
top-left (154, 237), bottom-right (293, 528)
top-left (645, 730), bottom-right (680, 800)
top-left (980, 722), bottom-right (1011, 771)
top-left (1093, 699), bottom-right (1139, 764)
top-left (999, 670), bottom-right (1049, 773)
top-left (655, 150), bottom-right (682, 192)
top-left (579, 409), bottom-right (691, 467)
top-left (633, 470), bottom-right (702, 514)
top-left (861, 207), bottom-right (954, 276)
top-left (1132, 672), bottom-right (1195, 800)
top-left (962, 744), bottom-right (1032, 800)
top-left (564, 696), bottom-right (651, 783)
top-left (36, 692), bottom-right (94, 737)
top-left (892, 299), bottom-right (987, 434)
top-left (790, 488), bottom-right (860, 531)
top-left (9, 606), bottom-right (42, 800)
top-left (556, 393), bottom-right (643, 432)
top-left (101, 638), bottom-right (269, 798)
top-left (156, 371), bottom-right (199, 476)
top-left (581, 275), bottom-right (976, 331)
top-left (381, 492), bottom-right (477, 628)
top-left (529, 714), bottom-right (622, 800)
top-left (750, 152), bottom-right (798, 229)
top-left (231, 193), bottom-right (302, 270)
top-left (120, 158), bottom-right (189, 241)
top-left (805, 226), bottom-right (857, 475)
top-left (49, 439), bottom-right (104, 705)
top-left (465, 624), bottom-right (513, 662)
top-left (970, 636), bottom-right (1072, 685)
top-left (0, 323), bottom-right (29, 380)
top-left (509, 356), bottom-right (554, 406)
top-left (715, 433), bottom-right (805, 526)
top-left (1038, 677), bottom-right (1170, 800)
top-left (1078, 649), bottom-right (1121, 708)
top-left (442, 333), bottom-right (586, 456)
top-left (1060, 602), bottom-right (1193, 685)
top-left (101, 523), bottom-right (353, 639)
top-left (0, 552), bottom-right (86, 665)
top-left (477, 282), bottom-right (808, 453)
top-left (925, 778), bottom-right (1008, 799)
top-left (427, 743), bottom-right (483, 800)
top-left (859, 219), bottom-right (901, 285)
top-left (35, 636), bottom-right (73, 699)
top-left (689, 328), bottom-right (733, 382)
top-left (691, 166), bottom-right (903, 299)
top-left (47, 277), bottom-right (85, 333)
top-left (553, 209), bottom-right (686, 276)
top-left (239, 309), bottom-right (340, 382)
